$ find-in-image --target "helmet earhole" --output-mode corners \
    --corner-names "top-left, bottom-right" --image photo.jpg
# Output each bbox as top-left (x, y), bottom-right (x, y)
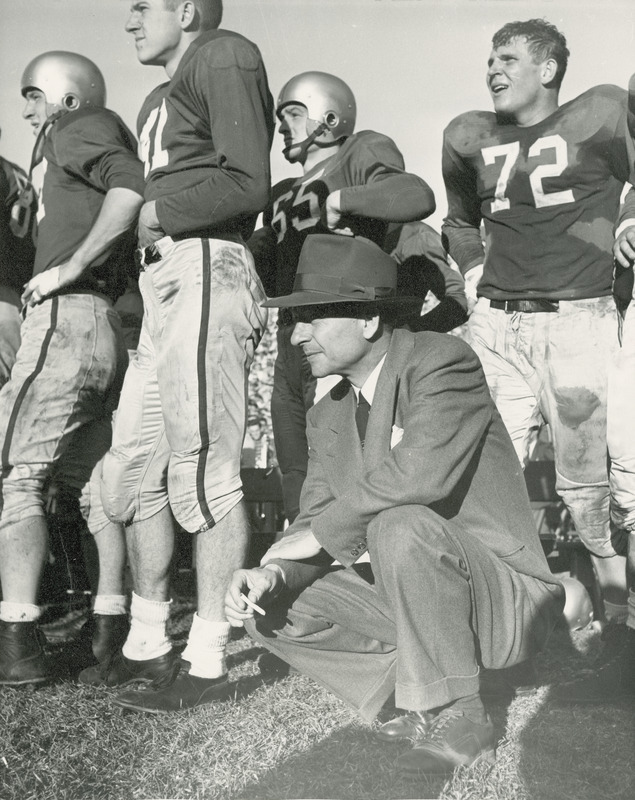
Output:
top-left (63, 94), bottom-right (80, 110)
top-left (324, 111), bottom-right (338, 128)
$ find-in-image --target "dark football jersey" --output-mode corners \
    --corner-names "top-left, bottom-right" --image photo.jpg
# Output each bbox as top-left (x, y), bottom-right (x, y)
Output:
top-left (137, 28), bottom-right (274, 241)
top-left (0, 156), bottom-right (36, 291)
top-left (264, 130), bottom-right (433, 298)
top-left (33, 106), bottom-right (144, 301)
top-left (442, 84), bottom-right (635, 300)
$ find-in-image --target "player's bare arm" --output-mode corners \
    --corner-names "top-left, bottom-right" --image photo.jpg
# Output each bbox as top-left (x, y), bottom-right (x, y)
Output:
top-left (137, 199), bottom-right (164, 249)
top-left (22, 186), bottom-right (143, 307)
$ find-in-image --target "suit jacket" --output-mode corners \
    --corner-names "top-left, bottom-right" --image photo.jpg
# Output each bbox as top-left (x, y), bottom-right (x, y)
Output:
top-left (272, 328), bottom-right (559, 593)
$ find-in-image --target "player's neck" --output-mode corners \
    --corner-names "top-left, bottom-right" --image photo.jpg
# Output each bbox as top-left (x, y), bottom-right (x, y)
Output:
top-left (302, 143), bottom-right (342, 174)
top-left (514, 92), bottom-right (559, 128)
top-left (164, 31), bottom-right (202, 79)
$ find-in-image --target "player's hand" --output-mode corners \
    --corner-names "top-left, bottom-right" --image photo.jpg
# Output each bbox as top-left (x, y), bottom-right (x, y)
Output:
top-left (137, 201), bottom-right (164, 249)
top-left (21, 259), bottom-right (84, 309)
top-left (324, 191), bottom-right (354, 236)
top-left (260, 528), bottom-right (322, 564)
top-left (463, 264), bottom-right (484, 315)
top-left (224, 566), bottom-right (284, 627)
top-left (613, 225), bottom-right (635, 268)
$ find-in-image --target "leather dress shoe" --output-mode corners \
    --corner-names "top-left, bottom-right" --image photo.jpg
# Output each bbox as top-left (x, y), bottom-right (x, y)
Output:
top-left (66, 614), bottom-right (130, 675)
top-left (113, 663), bottom-right (230, 714)
top-left (396, 708), bottom-right (496, 776)
top-left (78, 648), bottom-right (177, 687)
top-left (376, 710), bottom-right (432, 742)
top-left (0, 620), bottom-right (60, 686)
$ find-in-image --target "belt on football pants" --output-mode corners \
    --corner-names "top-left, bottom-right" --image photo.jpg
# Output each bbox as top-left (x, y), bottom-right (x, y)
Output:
top-left (489, 298), bottom-right (559, 313)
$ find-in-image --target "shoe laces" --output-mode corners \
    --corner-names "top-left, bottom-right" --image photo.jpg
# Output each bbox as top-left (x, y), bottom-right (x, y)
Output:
top-left (415, 708), bottom-right (463, 744)
top-left (147, 657), bottom-right (183, 690)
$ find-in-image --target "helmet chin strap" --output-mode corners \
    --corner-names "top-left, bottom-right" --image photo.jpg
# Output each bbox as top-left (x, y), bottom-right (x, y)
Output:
top-left (28, 109), bottom-right (67, 172)
top-left (282, 121), bottom-right (329, 162)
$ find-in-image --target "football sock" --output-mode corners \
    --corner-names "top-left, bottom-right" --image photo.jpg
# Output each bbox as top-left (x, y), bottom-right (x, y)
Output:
top-left (0, 601), bottom-right (41, 622)
top-left (122, 592), bottom-right (172, 661)
top-left (93, 594), bottom-right (128, 616)
top-left (182, 614), bottom-right (229, 679)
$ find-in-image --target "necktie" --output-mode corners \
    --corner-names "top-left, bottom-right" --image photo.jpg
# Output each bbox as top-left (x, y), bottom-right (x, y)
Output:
top-left (356, 392), bottom-right (370, 447)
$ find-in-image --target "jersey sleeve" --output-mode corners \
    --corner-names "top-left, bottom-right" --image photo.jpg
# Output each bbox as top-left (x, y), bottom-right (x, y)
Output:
top-left (441, 120), bottom-right (485, 275)
top-left (53, 111), bottom-right (145, 196)
top-left (338, 132), bottom-right (435, 222)
top-left (155, 38), bottom-right (273, 235)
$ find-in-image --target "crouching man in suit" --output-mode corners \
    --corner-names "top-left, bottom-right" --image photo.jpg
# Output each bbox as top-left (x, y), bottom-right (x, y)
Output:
top-left (225, 234), bottom-right (564, 778)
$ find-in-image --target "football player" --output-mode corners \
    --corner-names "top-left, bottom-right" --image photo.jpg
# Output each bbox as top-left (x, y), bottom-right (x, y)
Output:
top-left (252, 71), bottom-right (436, 523)
top-left (0, 52), bottom-right (144, 686)
top-left (0, 128), bottom-right (36, 386)
top-left (82, 0), bottom-right (274, 714)
top-left (442, 18), bottom-right (633, 659)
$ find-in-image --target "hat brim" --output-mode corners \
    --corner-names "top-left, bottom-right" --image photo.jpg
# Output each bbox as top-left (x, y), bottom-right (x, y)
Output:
top-left (262, 290), bottom-right (424, 310)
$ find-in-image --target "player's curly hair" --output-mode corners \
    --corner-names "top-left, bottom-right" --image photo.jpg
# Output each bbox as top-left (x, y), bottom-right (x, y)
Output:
top-left (164, 0), bottom-right (222, 31)
top-left (492, 18), bottom-right (569, 88)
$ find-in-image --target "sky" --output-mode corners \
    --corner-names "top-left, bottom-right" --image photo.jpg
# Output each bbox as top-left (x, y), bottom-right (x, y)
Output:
top-left (1, 0), bottom-right (634, 230)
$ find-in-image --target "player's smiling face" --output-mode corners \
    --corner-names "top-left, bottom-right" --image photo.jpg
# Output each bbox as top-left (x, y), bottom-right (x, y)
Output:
top-left (277, 104), bottom-right (311, 163)
top-left (487, 37), bottom-right (552, 125)
top-left (126, 0), bottom-right (183, 69)
top-left (22, 89), bottom-right (56, 135)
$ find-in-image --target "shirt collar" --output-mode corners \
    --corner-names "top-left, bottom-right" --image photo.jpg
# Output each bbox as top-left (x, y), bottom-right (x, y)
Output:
top-left (351, 354), bottom-right (387, 405)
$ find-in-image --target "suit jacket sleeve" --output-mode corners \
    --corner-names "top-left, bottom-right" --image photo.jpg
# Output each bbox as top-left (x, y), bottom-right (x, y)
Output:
top-left (311, 336), bottom-right (494, 566)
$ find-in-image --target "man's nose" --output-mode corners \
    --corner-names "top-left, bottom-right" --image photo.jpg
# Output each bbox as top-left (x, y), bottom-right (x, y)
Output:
top-left (291, 322), bottom-right (311, 345)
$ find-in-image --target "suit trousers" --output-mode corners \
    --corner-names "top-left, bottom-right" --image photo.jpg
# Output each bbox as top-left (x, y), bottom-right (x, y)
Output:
top-left (248, 505), bottom-right (561, 721)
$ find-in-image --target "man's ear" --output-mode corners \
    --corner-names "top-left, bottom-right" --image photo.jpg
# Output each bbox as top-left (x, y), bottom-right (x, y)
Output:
top-left (361, 315), bottom-right (381, 341)
top-left (541, 57), bottom-right (558, 86)
top-left (180, 0), bottom-right (198, 29)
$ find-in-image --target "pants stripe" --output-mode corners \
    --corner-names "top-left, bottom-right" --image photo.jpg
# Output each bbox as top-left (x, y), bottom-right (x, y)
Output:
top-left (195, 239), bottom-right (215, 529)
top-left (0, 297), bottom-right (59, 511)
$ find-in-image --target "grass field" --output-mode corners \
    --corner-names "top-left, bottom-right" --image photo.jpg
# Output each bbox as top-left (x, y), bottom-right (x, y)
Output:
top-left (1, 595), bottom-right (633, 800)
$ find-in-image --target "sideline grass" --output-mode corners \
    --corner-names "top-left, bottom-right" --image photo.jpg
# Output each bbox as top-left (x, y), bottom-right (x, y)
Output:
top-left (0, 610), bottom-right (633, 800)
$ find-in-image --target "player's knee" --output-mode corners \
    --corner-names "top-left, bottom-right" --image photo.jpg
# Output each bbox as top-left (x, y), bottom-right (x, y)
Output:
top-left (0, 463), bottom-right (49, 525)
top-left (100, 453), bottom-right (136, 525)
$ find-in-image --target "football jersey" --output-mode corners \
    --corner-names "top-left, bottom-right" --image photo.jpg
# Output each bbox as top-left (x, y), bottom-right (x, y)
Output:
top-left (0, 156), bottom-right (36, 291)
top-left (137, 28), bottom-right (274, 241)
top-left (442, 84), bottom-right (635, 300)
top-left (264, 130), bottom-right (433, 298)
top-left (33, 106), bottom-right (144, 302)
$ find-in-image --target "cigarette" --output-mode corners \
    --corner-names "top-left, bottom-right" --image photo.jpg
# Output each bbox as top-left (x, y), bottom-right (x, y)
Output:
top-left (240, 592), bottom-right (265, 616)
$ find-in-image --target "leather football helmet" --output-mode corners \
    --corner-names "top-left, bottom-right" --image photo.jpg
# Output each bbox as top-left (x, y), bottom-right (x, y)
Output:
top-left (21, 51), bottom-right (106, 111)
top-left (276, 71), bottom-right (356, 147)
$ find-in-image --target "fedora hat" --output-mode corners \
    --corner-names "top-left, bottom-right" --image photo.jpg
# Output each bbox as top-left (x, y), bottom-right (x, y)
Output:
top-left (262, 234), bottom-right (422, 311)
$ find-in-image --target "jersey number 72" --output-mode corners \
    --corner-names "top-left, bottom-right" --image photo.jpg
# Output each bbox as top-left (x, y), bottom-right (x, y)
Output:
top-left (482, 134), bottom-right (574, 213)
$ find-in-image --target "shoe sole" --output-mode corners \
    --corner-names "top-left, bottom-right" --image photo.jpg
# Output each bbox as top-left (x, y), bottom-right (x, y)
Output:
top-left (113, 681), bottom-right (231, 714)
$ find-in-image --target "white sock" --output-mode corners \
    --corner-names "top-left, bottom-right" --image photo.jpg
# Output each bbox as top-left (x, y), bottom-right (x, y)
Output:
top-left (0, 601), bottom-right (41, 622)
top-left (181, 614), bottom-right (230, 679)
top-left (93, 594), bottom-right (128, 616)
top-left (122, 592), bottom-right (172, 661)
